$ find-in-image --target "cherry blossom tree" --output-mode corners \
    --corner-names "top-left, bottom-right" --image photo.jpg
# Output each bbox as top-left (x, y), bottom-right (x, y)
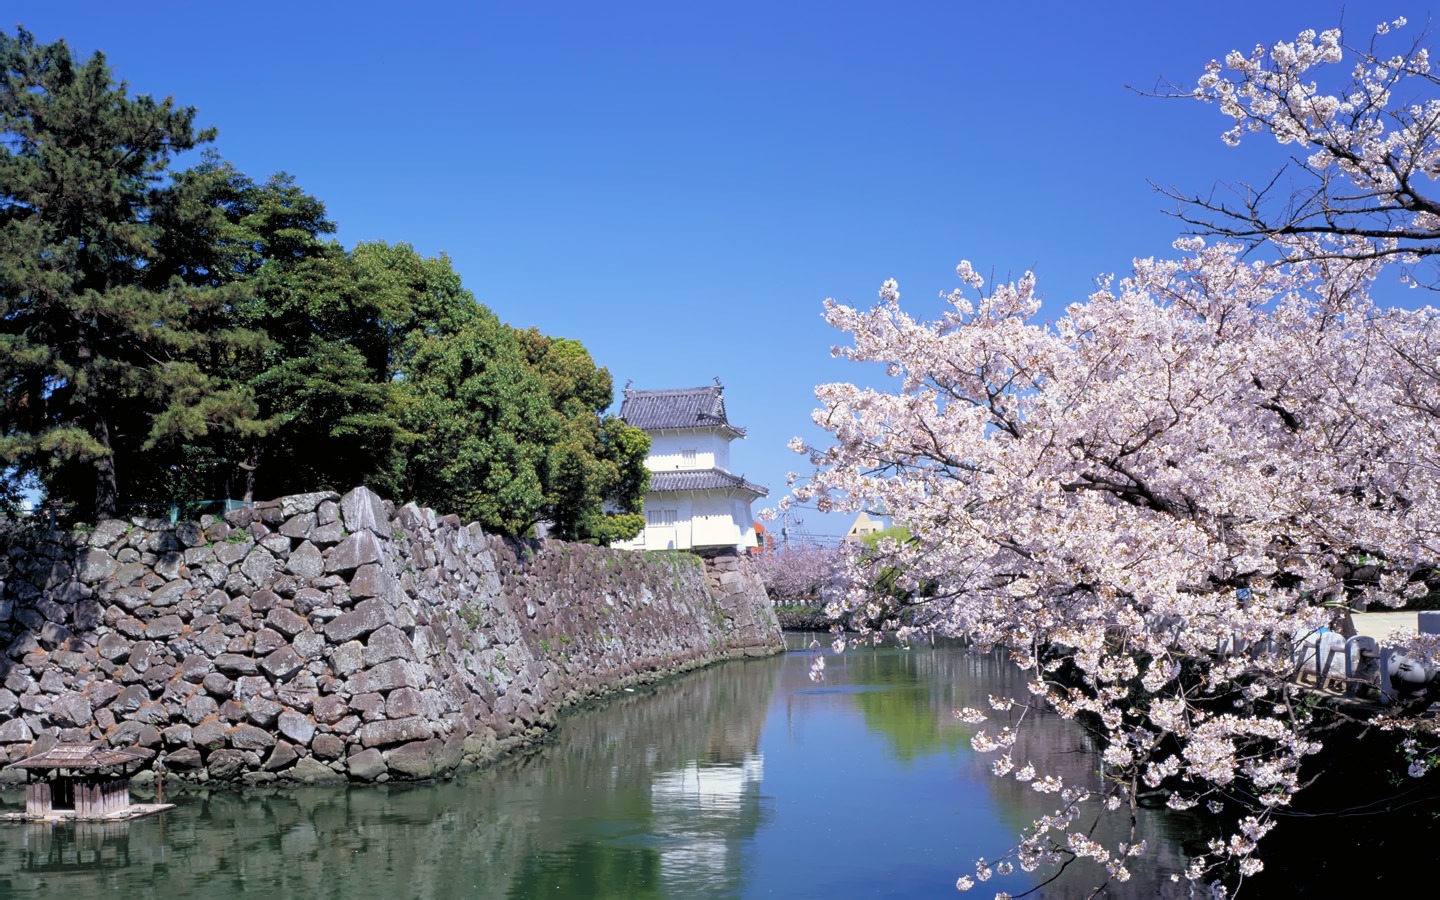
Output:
top-left (1164, 17), bottom-right (1440, 285)
top-left (785, 19), bottom-right (1440, 896)
top-left (751, 541), bottom-right (842, 606)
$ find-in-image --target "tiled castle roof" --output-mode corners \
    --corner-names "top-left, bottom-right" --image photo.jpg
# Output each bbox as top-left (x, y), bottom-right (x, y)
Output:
top-left (620, 385), bottom-right (745, 437)
top-left (649, 468), bottom-right (768, 498)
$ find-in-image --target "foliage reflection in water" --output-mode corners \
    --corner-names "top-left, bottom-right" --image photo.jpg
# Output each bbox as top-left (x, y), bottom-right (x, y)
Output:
top-left (0, 637), bottom-right (1206, 898)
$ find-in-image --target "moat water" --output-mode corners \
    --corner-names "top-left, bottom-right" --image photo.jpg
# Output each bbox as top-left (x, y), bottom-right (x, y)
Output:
top-left (0, 635), bottom-right (1421, 898)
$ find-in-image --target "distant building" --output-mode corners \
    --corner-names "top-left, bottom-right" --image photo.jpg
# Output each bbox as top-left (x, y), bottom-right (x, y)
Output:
top-left (614, 383), bottom-right (767, 552)
top-left (843, 510), bottom-right (892, 542)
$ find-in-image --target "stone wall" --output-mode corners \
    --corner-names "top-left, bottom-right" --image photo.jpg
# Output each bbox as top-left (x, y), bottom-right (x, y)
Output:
top-left (0, 488), bottom-right (782, 785)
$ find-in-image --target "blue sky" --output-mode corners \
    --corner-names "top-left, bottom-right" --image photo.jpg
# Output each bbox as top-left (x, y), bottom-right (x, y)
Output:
top-left (11, 2), bottom-right (1430, 539)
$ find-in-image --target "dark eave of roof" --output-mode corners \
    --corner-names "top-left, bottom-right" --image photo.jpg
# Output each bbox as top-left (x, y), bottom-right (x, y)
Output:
top-left (619, 385), bottom-right (746, 437)
top-left (648, 468), bottom-right (768, 498)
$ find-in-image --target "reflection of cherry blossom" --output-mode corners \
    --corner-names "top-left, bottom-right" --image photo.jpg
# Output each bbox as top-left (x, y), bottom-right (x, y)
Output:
top-left (793, 20), bottom-right (1440, 893)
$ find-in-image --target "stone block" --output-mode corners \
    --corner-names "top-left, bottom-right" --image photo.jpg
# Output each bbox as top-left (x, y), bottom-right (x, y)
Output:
top-left (351, 659), bottom-right (421, 695)
top-left (39, 621), bottom-right (73, 647)
top-left (249, 589), bottom-right (280, 613)
top-left (267, 607), bottom-right (308, 638)
top-left (276, 683), bottom-right (317, 713)
top-left (110, 684), bottom-right (149, 715)
top-left (254, 627), bottom-right (286, 655)
top-left (175, 520), bottom-right (205, 547)
top-left (255, 501), bottom-right (285, 526)
top-left (346, 747), bottom-right (386, 781)
top-left (341, 487), bottom-right (390, 538)
top-left (280, 512), bottom-right (316, 539)
top-left (292, 587), bottom-right (327, 616)
top-left (229, 723), bottom-right (276, 751)
top-left (144, 665), bottom-right (179, 691)
top-left (259, 533), bottom-right (292, 556)
top-left (39, 668), bottom-right (67, 693)
top-left (113, 616), bottom-right (147, 639)
top-left (180, 654), bottom-right (213, 682)
top-left (359, 716), bottom-right (431, 748)
top-left (293, 631), bottom-right (326, 660)
top-left (134, 701), bottom-right (170, 725)
top-left (349, 693), bottom-right (386, 720)
top-left (224, 505), bottom-right (258, 528)
top-left (153, 553), bottom-right (184, 581)
top-left (165, 747), bottom-right (202, 769)
top-left (262, 646), bottom-right (304, 681)
top-left (241, 547), bottom-right (277, 584)
top-left (87, 519), bottom-right (130, 548)
top-left (50, 693), bottom-right (93, 726)
top-left (144, 615), bottom-right (184, 640)
top-left (214, 540), bottom-right (250, 566)
top-left (97, 633), bottom-right (130, 662)
top-left (206, 748), bottom-right (248, 779)
top-left (184, 694), bottom-right (219, 725)
top-left (290, 755), bottom-right (345, 784)
top-left (77, 549), bottom-right (117, 584)
top-left (219, 598), bottom-right (252, 624)
top-left (278, 710), bottom-right (316, 745)
top-left (362, 624), bottom-right (416, 667)
top-left (86, 681), bottom-right (123, 708)
top-left (0, 718), bottom-right (33, 743)
top-left (244, 697), bottom-right (283, 728)
top-left (192, 719), bottom-right (227, 748)
top-left (50, 649), bottom-right (84, 673)
top-left (324, 599), bottom-right (392, 644)
top-left (162, 723), bottom-right (193, 747)
top-left (330, 640), bottom-right (364, 677)
top-left (313, 695), bottom-right (349, 725)
top-left (310, 520), bottom-right (345, 545)
top-left (214, 653), bottom-right (259, 677)
top-left (109, 720), bottom-right (146, 746)
top-left (201, 672), bottom-right (234, 698)
top-left (384, 687), bottom-right (425, 719)
top-left (312, 733), bottom-right (345, 760)
top-left (234, 675), bottom-right (272, 702)
top-left (325, 532), bottom-right (384, 575)
top-left (279, 491), bottom-right (339, 518)
top-left (349, 563), bottom-right (395, 600)
top-left (264, 740), bottom-right (299, 771)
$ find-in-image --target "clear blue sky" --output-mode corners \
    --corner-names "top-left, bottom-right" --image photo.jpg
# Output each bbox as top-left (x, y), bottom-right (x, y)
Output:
top-left (11, 2), bottom-right (1428, 539)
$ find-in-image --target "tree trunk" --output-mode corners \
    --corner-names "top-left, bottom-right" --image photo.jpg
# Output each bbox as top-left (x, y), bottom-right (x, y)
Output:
top-left (240, 444), bottom-right (257, 503)
top-left (92, 413), bottom-right (118, 521)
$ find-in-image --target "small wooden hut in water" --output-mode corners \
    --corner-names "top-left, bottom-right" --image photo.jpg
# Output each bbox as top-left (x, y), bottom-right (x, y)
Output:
top-left (2, 744), bottom-right (172, 822)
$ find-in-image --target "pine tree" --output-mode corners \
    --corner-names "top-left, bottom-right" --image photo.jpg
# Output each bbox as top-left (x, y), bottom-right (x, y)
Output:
top-left (0, 29), bottom-right (266, 520)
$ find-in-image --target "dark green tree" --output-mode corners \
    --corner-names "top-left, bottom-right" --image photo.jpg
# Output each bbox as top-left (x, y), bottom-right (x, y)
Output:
top-left (0, 29), bottom-right (267, 519)
top-left (396, 311), bottom-right (557, 534)
top-left (512, 328), bottom-right (649, 543)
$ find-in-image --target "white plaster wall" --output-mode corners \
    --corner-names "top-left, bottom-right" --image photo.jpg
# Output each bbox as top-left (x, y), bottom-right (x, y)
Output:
top-left (690, 493), bottom-right (742, 548)
top-left (646, 431), bottom-right (731, 472)
top-left (615, 491), bottom-right (756, 552)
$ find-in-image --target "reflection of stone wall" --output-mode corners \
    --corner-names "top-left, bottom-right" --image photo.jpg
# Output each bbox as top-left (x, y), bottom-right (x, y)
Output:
top-left (0, 653), bottom-right (786, 899)
top-left (0, 488), bottom-right (782, 784)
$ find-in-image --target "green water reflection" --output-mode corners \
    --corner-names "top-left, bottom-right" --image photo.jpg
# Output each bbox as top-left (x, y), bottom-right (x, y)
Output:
top-left (840, 644), bottom-right (969, 764)
top-left (0, 640), bottom-right (1205, 898)
top-left (510, 844), bottom-right (661, 899)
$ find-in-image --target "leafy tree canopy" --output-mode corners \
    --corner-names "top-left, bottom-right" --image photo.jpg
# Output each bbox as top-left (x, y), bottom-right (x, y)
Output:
top-left (0, 27), bottom-right (641, 544)
top-left (0, 29), bottom-right (267, 519)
